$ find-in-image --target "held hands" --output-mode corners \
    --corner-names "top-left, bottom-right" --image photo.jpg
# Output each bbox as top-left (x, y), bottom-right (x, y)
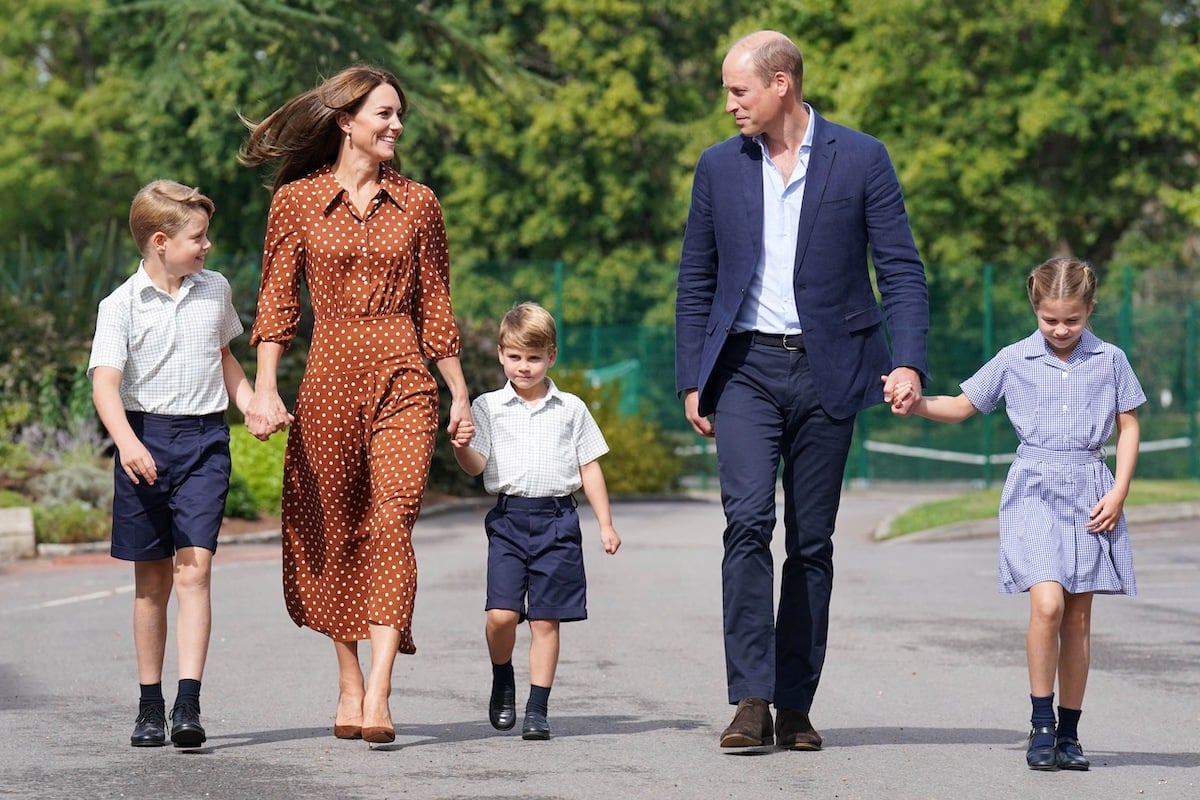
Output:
top-left (882, 367), bottom-right (922, 416)
top-left (1087, 489), bottom-right (1127, 533)
top-left (245, 389), bottom-right (294, 441)
top-left (447, 396), bottom-right (473, 449)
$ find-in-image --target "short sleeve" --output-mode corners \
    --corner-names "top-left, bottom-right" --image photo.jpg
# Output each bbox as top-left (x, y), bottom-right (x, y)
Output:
top-left (572, 399), bottom-right (609, 466)
top-left (87, 291), bottom-right (130, 380)
top-left (468, 394), bottom-right (493, 458)
top-left (217, 274), bottom-right (244, 347)
top-left (1113, 348), bottom-right (1147, 413)
top-left (960, 351), bottom-right (1007, 415)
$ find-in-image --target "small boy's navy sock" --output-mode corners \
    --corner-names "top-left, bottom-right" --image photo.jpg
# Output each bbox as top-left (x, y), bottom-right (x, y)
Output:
top-left (176, 678), bottom-right (202, 709)
top-left (139, 682), bottom-right (164, 711)
top-left (1057, 706), bottom-right (1082, 741)
top-left (526, 684), bottom-right (552, 717)
top-left (1030, 693), bottom-right (1056, 747)
top-left (492, 660), bottom-right (514, 683)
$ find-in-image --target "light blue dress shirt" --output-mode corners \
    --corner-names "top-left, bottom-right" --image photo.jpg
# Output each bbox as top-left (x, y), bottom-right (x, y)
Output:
top-left (732, 104), bottom-right (815, 334)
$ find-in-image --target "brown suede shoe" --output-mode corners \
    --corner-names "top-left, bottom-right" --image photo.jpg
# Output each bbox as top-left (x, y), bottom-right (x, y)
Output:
top-left (720, 698), bottom-right (774, 748)
top-left (775, 708), bottom-right (822, 750)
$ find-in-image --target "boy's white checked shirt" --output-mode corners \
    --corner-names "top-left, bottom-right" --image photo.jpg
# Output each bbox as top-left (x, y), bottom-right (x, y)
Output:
top-left (88, 262), bottom-right (243, 416)
top-left (468, 378), bottom-right (609, 498)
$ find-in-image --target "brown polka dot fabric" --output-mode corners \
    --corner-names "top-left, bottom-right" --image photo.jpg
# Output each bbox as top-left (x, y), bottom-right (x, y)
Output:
top-left (251, 164), bottom-right (461, 654)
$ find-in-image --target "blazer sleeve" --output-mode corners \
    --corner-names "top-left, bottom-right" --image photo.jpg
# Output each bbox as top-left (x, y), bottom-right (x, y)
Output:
top-left (864, 141), bottom-right (929, 382)
top-left (675, 152), bottom-right (719, 395)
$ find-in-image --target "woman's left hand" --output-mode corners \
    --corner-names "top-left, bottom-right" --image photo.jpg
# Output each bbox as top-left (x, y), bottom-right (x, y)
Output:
top-left (446, 396), bottom-right (472, 448)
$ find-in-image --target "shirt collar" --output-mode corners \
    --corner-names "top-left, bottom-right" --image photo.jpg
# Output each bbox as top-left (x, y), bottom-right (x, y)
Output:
top-left (1018, 328), bottom-right (1105, 360)
top-left (499, 377), bottom-right (561, 407)
top-left (132, 259), bottom-right (201, 300)
top-left (752, 102), bottom-right (815, 159)
top-left (317, 163), bottom-right (409, 215)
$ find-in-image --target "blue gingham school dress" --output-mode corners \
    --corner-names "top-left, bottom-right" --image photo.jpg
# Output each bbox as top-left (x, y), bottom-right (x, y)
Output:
top-left (961, 330), bottom-right (1146, 595)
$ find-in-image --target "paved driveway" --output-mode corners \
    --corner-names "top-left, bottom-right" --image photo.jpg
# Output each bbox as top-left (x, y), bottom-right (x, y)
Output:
top-left (1, 488), bottom-right (1196, 799)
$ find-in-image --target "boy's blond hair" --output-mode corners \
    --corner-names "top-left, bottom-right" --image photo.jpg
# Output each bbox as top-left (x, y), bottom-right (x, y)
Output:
top-left (129, 180), bottom-right (216, 254)
top-left (498, 302), bottom-right (557, 352)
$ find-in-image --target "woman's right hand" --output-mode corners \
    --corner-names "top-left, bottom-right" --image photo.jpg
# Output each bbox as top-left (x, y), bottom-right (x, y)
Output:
top-left (245, 388), bottom-right (294, 441)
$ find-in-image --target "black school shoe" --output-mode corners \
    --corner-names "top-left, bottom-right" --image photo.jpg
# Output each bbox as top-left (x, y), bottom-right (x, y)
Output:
top-left (489, 674), bottom-right (517, 731)
top-left (130, 705), bottom-right (167, 747)
top-left (169, 702), bottom-right (206, 748)
top-left (521, 711), bottom-right (551, 740)
top-left (1055, 737), bottom-right (1091, 771)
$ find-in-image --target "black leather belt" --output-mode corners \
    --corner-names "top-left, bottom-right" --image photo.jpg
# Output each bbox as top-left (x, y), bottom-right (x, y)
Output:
top-left (735, 331), bottom-right (804, 351)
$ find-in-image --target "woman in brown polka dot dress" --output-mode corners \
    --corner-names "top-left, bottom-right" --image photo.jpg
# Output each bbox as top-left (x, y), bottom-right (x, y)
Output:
top-left (239, 65), bottom-right (473, 745)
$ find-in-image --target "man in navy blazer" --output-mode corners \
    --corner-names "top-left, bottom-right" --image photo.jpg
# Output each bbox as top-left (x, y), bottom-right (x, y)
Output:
top-left (675, 30), bottom-right (929, 751)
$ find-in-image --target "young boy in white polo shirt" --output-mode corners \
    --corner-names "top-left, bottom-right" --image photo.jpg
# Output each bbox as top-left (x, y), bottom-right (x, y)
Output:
top-left (454, 301), bottom-right (621, 740)
top-left (89, 180), bottom-right (254, 749)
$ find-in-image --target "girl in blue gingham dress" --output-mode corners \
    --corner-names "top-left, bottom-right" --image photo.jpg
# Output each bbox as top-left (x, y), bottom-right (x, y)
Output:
top-left (893, 257), bottom-right (1145, 773)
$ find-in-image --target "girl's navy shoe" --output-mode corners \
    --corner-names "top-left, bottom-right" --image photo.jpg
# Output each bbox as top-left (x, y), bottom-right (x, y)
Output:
top-left (1026, 725), bottom-right (1058, 770)
top-left (1055, 737), bottom-right (1091, 771)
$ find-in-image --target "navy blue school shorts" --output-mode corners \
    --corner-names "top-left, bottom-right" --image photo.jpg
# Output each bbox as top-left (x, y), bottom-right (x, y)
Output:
top-left (110, 411), bottom-right (231, 561)
top-left (484, 494), bottom-right (588, 622)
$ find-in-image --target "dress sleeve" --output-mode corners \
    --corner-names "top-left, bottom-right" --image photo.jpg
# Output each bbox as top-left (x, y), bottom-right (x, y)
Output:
top-left (960, 351), bottom-right (1007, 415)
top-left (410, 185), bottom-right (462, 360)
top-left (249, 184), bottom-right (304, 348)
top-left (1113, 348), bottom-right (1147, 413)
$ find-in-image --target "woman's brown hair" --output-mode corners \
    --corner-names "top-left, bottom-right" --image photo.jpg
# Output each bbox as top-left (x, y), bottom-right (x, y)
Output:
top-left (239, 65), bottom-right (407, 192)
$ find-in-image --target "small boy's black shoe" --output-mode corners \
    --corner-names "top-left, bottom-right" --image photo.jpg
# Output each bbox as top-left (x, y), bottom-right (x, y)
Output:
top-left (521, 711), bottom-right (551, 740)
top-left (1055, 737), bottom-right (1090, 771)
top-left (169, 702), bottom-right (206, 748)
top-left (130, 705), bottom-right (167, 747)
top-left (1026, 725), bottom-right (1058, 770)
top-left (489, 674), bottom-right (517, 731)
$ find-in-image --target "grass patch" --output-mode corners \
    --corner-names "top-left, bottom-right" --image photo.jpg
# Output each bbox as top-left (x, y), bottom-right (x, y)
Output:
top-left (885, 479), bottom-right (1200, 539)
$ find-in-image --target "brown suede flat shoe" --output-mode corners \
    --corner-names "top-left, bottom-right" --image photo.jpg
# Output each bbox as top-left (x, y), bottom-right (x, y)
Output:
top-left (720, 697), bottom-right (774, 748)
top-left (775, 708), bottom-right (822, 751)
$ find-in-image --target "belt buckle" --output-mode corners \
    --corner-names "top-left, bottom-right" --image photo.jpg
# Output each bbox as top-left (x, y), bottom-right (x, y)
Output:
top-left (782, 333), bottom-right (799, 351)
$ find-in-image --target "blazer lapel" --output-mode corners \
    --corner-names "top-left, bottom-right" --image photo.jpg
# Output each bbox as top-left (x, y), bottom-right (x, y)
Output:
top-left (738, 137), bottom-right (764, 268)
top-left (794, 113), bottom-right (834, 274)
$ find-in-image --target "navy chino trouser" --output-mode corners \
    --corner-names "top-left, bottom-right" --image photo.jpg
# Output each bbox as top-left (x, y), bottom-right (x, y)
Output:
top-left (711, 332), bottom-right (856, 710)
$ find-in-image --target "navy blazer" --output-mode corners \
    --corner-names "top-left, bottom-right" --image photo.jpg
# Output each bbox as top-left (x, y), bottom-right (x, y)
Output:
top-left (675, 111), bottom-right (929, 420)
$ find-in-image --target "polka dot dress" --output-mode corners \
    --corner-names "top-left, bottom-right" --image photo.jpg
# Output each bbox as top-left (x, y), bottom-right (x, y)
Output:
top-left (250, 165), bottom-right (461, 653)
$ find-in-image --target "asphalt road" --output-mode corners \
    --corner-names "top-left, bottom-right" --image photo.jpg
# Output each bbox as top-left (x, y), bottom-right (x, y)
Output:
top-left (1, 488), bottom-right (1197, 800)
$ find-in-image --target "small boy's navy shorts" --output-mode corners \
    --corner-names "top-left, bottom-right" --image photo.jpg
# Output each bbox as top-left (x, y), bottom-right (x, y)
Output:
top-left (110, 411), bottom-right (231, 562)
top-left (484, 494), bottom-right (588, 622)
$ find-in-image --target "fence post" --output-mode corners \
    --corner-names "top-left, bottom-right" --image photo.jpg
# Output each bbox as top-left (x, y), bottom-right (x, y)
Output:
top-left (553, 259), bottom-right (565, 333)
top-left (1119, 264), bottom-right (1134, 354)
top-left (982, 263), bottom-right (994, 487)
top-left (1189, 301), bottom-right (1198, 480)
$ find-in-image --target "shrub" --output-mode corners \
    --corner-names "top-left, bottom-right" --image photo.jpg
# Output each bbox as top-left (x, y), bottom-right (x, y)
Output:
top-left (229, 424), bottom-right (286, 515)
top-left (33, 501), bottom-right (111, 545)
top-left (26, 464), bottom-right (113, 509)
top-left (224, 469), bottom-right (260, 520)
top-left (554, 371), bottom-right (684, 496)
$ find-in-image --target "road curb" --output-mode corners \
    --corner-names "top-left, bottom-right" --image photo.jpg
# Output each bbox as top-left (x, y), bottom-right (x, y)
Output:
top-left (876, 500), bottom-right (1200, 543)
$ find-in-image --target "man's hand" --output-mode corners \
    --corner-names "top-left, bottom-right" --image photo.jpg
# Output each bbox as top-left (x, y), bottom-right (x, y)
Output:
top-left (683, 389), bottom-right (714, 437)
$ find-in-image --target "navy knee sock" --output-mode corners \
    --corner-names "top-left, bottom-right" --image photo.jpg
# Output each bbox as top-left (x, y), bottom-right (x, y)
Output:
top-left (526, 684), bottom-right (551, 717)
top-left (1057, 706), bottom-right (1082, 741)
top-left (492, 660), bottom-right (514, 684)
top-left (1030, 693), bottom-right (1056, 747)
top-left (176, 678), bottom-right (202, 710)
top-left (139, 682), bottom-right (164, 712)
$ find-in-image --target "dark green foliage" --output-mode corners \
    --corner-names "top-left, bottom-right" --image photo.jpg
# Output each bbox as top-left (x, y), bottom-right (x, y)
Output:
top-left (224, 469), bottom-right (260, 520)
top-left (228, 424), bottom-right (287, 516)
